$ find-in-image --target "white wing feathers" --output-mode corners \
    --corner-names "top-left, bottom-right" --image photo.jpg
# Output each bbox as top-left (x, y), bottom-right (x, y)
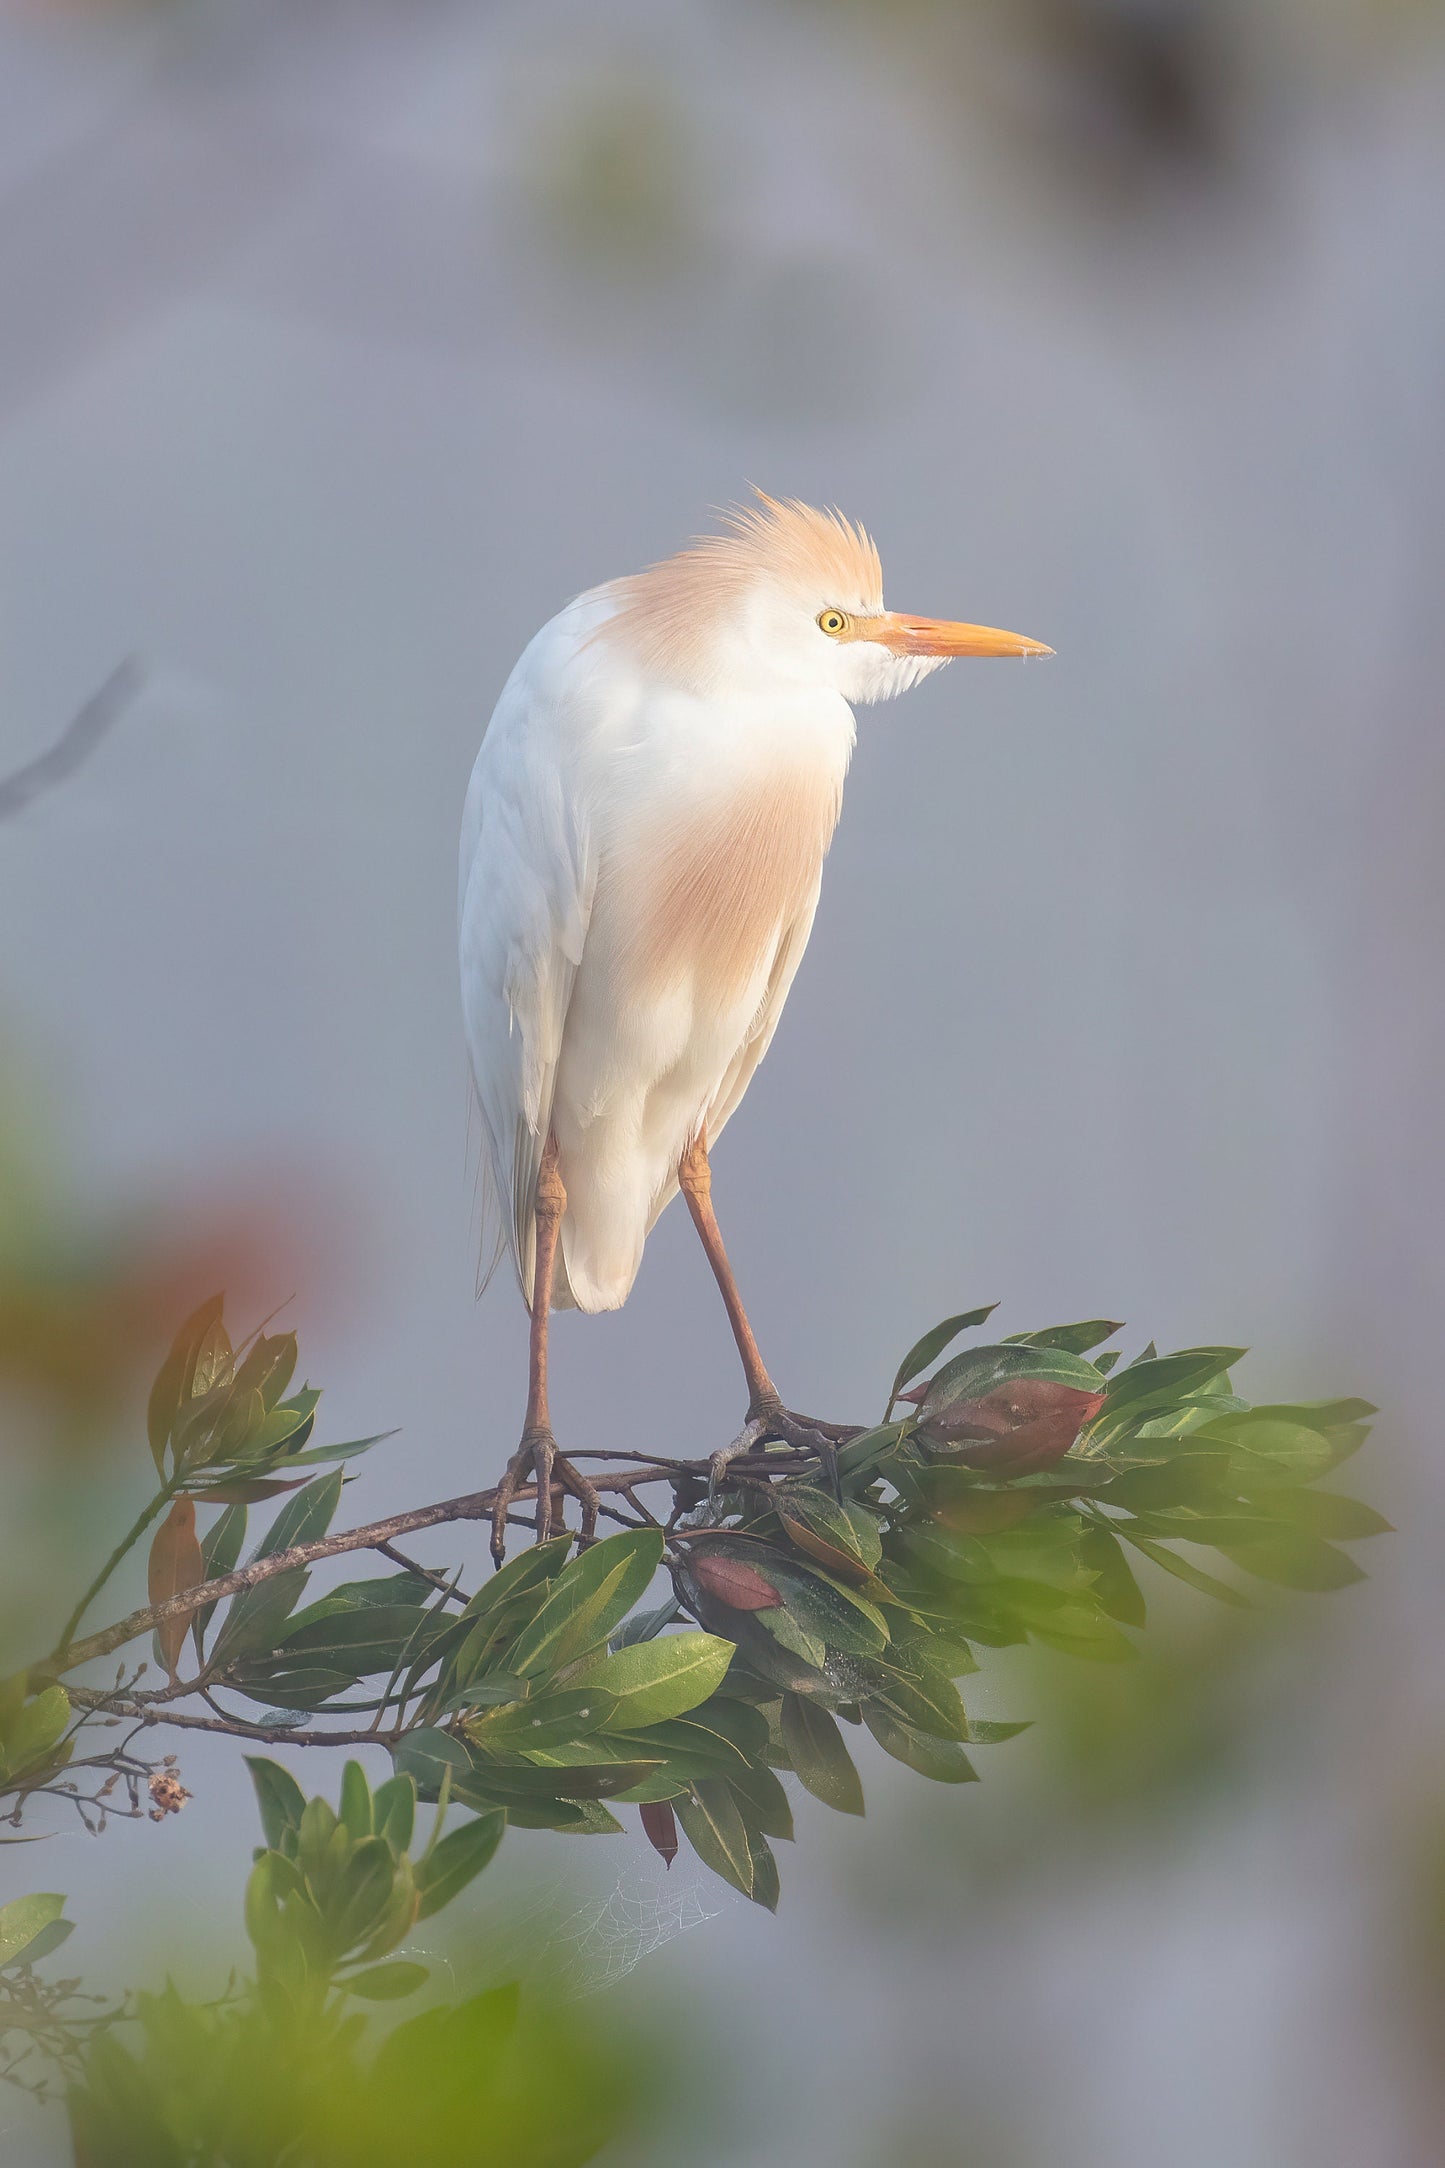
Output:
top-left (459, 640), bottom-right (596, 1307)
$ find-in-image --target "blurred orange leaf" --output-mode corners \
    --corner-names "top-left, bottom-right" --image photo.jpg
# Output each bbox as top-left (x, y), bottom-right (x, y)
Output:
top-left (147, 1497), bottom-right (204, 1684)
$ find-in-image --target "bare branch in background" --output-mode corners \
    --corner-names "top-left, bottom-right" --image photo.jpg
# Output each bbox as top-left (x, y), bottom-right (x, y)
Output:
top-left (0, 659), bottom-right (146, 821)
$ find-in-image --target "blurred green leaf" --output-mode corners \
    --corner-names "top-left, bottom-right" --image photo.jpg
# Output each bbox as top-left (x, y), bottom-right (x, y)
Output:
top-left (0, 1892), bottom-right (66, 1969)
top-left (342, 1960), bottom-right (428, 2002)
top-left (414, 1811), bottom-right (504, 1920)
top-left (245, 1757), bottom-right (308, 1851)
top-left (146, 1293), bottom-right (226, 1472)
top-left (1078, 1521), bottom-right (1147, 1626)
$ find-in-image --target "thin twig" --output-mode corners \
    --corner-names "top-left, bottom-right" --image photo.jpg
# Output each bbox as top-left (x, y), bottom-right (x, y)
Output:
top-left (0, 658), bottom-right (146, 820)
top-left (65, 1687), bottom-right (401, 1749)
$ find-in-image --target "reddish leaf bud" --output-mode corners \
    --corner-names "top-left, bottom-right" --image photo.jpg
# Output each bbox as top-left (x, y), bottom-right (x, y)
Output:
top-left (639, 1800), bottom-right (679, 1868)
top-left (919, 1380), bottom-right (1106, 1474)
top-left (691, 1552), bottom-right (783, 1610)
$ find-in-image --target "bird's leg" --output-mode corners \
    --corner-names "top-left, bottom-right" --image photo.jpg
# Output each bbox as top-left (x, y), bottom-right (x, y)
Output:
top-left (491, 1135), bottom-right (601, 1565)
top-left (677, 1132), bottom-right (852, 1500)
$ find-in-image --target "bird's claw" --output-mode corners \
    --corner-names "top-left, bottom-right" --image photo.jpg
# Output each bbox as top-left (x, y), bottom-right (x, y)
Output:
top-left (708, 1418), bottom-right (769, 1507)
top-left (491, 1425), bottom-right (602, 1565)
top-left (708, 1404), bottom-right (861, 1505)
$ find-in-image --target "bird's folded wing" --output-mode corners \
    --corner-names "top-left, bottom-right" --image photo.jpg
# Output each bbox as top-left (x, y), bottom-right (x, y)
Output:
top-left (459, 683), bottom-right (596, 1304)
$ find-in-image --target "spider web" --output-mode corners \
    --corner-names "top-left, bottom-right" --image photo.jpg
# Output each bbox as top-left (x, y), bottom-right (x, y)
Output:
top-left (548, 1865), bottom-right (727, 1996)
top-left (469, 1856), bottom-right (730, 2000)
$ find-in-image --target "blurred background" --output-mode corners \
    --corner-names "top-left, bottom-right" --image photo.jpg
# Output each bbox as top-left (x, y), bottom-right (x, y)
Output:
top-left (1, 0), bottom-right (1443, 2161)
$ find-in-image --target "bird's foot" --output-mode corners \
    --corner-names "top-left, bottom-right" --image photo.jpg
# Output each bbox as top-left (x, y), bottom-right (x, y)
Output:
top-left (707, 1399), bottom-right (863, 1505)
top-left (490, 1424), bottom-right (602, 1565)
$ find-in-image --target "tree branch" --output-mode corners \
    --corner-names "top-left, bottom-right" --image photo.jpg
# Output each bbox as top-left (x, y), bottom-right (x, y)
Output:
top-left (37, 1460), bottom-right (741, 1680)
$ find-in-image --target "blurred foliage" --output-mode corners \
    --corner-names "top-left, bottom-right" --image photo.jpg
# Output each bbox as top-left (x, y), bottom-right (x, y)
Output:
top-left (1, 1759), bottom-right (664, 2165)
top-left (765, 0), bottom-right (1445, 211)
top-left (518, 68), bottom-right (706, 281)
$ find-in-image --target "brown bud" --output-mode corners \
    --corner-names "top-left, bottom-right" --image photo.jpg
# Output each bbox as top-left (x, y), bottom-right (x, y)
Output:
top-left (691, 1552), bottom-right (783, 1610)
top-left (639, 1799), bottom-right (679, 1868)
top-left (920, 1380), bottom-right (1105, 1475)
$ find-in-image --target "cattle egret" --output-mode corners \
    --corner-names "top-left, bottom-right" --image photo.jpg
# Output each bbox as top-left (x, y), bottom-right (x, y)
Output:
top-left (459, 493), bottom-right (1051, 1558)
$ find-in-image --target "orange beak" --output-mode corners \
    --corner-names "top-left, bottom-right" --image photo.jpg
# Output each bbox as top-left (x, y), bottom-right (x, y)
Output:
top-left (865, 613), bottom-right (1053, 660)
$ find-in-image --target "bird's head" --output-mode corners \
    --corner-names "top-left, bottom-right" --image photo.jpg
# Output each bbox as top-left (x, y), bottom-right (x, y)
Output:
top-left (599, 492), bottom-right (1051, 704)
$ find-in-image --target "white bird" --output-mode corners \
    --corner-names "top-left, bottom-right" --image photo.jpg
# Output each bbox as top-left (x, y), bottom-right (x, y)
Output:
top-left (459, 493), bottom-right (1051, 1558)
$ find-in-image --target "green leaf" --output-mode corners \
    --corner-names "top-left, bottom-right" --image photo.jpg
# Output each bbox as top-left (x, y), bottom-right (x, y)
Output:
top-left (862, 1705), bottom-right (978, 1783)
top-left (1005, 1319), bottom-right (1125, 1355)
top-left (674, 1782), bottom-right (763, 1902)
top-left (458, 1537), bottom-right (575, 1631)
top-left (1098, 1348), bottom-right (1247, 1421)
top-left (835, 1422), bottom-right (907, 1482)
top-left (1116, 1530), bottom-right (1252, 1607)
top-left (856, 1661), bottom-right (969, 1741)
top-left (414, 1811), bottom-right (505, 1920)
top-left (213, 1471), bottom-right (344, 1662)
top-left (502, 1798), bottom-right (623, 1833)
top-left (780, 1695), bottom-right (864, 1816)
top-left (1078, 1522), bottom-right (1147, 1626)
top-left (392, 1726), bottom-right (474, 1802)
top-left (765, 1564), bottom-right (889, 1658)
top-left (14, 1919), bottom-right (73, 1965)
top-left (146, 1294), bottom-right (226, 1472)
top-left (728, 1758), bottom-right (795, 1842)
top-left (284, 1574), bottom-right (433, 1635)
top-left (343, 1960), bottom-right (429, 2001)
top-left (758, 1607), bottom-right (827, 1670)
top-left (371, 1775), bottom-right (416, 1857)
top-left (338, 1761), bottom-right (373, 1839)
top-left (328, 1837), bottom-right (399, 1951)
top-left (508, 1531), bottom-right (663, 1679)
top-left (277, 1605), bottom-right (441, 1674)
top-left (612, 1596), bottom-right (682, 1649)
top-left (172, 1381), bottom-right (267, 1476)
top-left (245, 1757), bottom-right (308, 1850)
top-left (280, 1430), bottom-right (398, 1471)
top-left (460, 1759), bottom-right (662, 1806)
top-left (467, 1688), bottom-right (616, 1752)
top-left (0, 1894), bottom-right (66, 1970)
top-left (886, 1307), bottom-right (999, 1416)
top-left (776, 1490), bottom-right (888, 1588)
top-left (193, 1502), bottom-right (248, 1659)
top-left (231, 1332), bottom-right (298, 1411)
top-left (1215, 1526), bottom-right (1366, 1592)
top-left (253, 1469), bottom-right (346, 1559)
top-left (565, 1633), bottom-right (735, 1730)
top-left (2, 1686), bottom-right (71, 1780)
top-left (1259, 1489), bottom-right (1392, 1541)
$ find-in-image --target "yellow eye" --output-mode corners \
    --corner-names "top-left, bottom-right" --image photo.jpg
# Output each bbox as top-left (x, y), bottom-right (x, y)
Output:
top-left (817, 609), bottom-right (849, 637)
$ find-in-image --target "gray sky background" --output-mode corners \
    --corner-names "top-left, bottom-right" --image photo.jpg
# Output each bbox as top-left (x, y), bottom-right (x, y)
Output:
top-left (2, 3), bottom-right (1443, 2162)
